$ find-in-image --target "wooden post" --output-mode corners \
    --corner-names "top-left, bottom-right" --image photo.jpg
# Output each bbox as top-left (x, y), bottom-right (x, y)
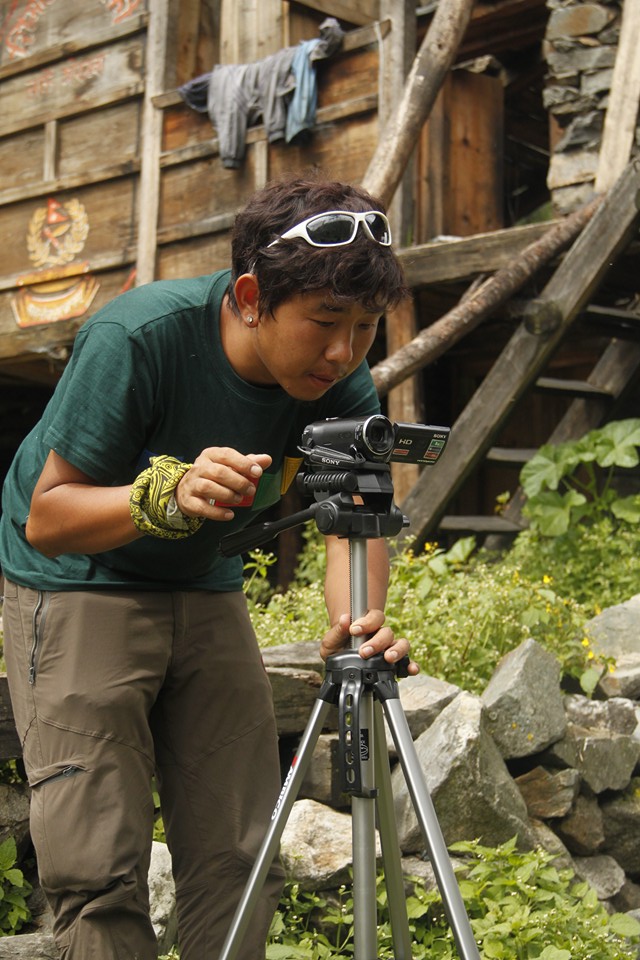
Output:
top-left (136, 0), bottom-right (172, 286)
top-left (386, 298), bottom-right (422, 502)
top-left (595, 0), bottom-right (640, 193)
top-left (420, 68), bottom-right (504, 239)
top-left (376, 1), bottom-right (421, 501)
top-left (362, 0), bottom-right (475, 208)
top-left (377, 0), bottom-right (416, 242)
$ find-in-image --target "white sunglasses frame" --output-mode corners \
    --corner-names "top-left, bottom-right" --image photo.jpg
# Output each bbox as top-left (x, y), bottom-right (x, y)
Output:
top-left (267, 210), bottom-right (393, 248)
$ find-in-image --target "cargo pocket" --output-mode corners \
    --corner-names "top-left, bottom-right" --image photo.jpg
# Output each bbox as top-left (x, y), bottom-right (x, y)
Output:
top-left (29, 760), bottom-right (87, 790)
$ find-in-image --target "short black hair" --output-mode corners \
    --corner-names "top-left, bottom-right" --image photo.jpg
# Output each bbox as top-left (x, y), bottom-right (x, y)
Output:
top-left (228, 175), bottom-right (409, 317)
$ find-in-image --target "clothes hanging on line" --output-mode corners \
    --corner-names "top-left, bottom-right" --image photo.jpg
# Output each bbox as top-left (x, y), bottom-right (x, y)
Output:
top-left (178, 18), bottom-right (343, 169)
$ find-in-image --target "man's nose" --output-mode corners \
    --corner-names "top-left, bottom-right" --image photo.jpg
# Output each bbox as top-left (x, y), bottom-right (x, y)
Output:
top-left (325, 334), bottom-right (353, 364)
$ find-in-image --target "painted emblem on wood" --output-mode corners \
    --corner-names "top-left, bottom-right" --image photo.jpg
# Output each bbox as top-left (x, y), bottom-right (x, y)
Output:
top-left (11, 198), bottom-right (100, 328)
top-left (2, 0), bottom-right (143, 61)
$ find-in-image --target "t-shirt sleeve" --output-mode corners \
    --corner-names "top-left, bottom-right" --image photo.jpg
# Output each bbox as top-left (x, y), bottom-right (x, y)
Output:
top-left (43, 321), bottom-right (155, 484)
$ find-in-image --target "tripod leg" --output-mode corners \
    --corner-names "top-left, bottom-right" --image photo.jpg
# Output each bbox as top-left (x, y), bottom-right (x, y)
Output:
top-left (219, 698), bottom-right (332, 960)
top-left (383, 698), bottom-right (481, 960)
top-left (373, 703), bottom-right (413, 960)
top-left (351, 691), bottom-right (379, 959)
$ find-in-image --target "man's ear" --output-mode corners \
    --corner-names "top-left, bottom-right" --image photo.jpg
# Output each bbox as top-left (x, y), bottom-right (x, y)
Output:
top-left (234, 273), bottom-right (260, 317)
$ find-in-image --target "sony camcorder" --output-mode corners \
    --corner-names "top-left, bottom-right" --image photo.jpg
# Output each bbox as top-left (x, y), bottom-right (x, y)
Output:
top-left (300, 414), bottom-right (449, 468)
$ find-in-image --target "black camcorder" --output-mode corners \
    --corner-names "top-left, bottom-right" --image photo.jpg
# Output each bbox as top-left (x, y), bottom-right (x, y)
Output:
top-left (299, 414), bottom-right (449, 468)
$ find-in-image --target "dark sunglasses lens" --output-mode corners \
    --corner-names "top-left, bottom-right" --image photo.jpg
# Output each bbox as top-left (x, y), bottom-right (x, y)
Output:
top-left (307, 214), bottom-right (355, 245)
top-left (365, 213), bottom-right (391, 244)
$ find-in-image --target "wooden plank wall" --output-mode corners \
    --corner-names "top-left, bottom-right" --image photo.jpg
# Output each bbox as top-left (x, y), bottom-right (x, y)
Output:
top-left (155, 21), bottom-right (383, 282)
top-left (0, 0), bottom-right (152, 378)
top-left (0, 0), bottom-right (384, 380)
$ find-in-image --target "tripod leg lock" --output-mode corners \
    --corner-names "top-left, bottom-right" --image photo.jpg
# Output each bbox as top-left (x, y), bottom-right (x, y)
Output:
top-left (323, 651), bottom-right (404, 796)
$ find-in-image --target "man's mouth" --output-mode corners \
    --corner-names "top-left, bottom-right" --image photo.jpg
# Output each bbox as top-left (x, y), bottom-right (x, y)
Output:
top-left (308, 369), bottom-right (345, 386)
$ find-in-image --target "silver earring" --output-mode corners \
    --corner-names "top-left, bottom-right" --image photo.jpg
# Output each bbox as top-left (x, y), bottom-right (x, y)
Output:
top-left (246, 315), bottom-right (254, 325)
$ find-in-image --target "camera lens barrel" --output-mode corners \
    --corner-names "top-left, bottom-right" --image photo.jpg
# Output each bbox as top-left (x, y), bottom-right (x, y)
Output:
top-left (357, 415), bottom-right (395, 459)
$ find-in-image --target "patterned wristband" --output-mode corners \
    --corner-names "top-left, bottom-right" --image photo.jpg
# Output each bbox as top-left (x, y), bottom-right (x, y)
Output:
top-left (129, 455), bottom-right (204, 540)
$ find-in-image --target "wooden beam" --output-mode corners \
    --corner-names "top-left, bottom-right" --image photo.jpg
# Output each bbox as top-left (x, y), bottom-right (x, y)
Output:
top-left (595, 0), bottom-right (640, 193)
top-left (499, 338), bottom-right (640, 528)
top-left (0, 14), bottom-right (148, 81)
top-left (372, 197), bottom-right (601, 397)
top-left (0, 158), bottom-right (140, 207)
top-left (396, 159), bottom-right (640, 546)
top-left (397, 221), bottom-right (559, 286)
top-left (291, 0), bottom-right (379, 27)
top-left (136, 1), bottom-right (171, 286)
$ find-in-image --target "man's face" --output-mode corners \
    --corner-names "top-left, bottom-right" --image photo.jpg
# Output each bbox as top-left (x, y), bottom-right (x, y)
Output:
top-left (248, 290), bottom-right (383, 400)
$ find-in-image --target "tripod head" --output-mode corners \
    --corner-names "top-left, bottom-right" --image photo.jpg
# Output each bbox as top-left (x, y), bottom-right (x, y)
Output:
top-left (219, 414), bottom-right (449, 556)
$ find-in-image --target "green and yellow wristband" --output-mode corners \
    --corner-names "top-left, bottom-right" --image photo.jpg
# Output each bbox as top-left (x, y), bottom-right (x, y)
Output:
top-left (129, 455), bottom-right (204, 540)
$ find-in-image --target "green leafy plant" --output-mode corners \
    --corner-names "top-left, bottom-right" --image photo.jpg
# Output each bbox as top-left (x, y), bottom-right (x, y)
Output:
top-left (0, 837), bottom-right (31, 936)
top-left (520, 418), bottom-right (640, 536)
top-left (243, 548), bottom-right (278, 610)
top-left (264, 840), bottom-right (640, 959)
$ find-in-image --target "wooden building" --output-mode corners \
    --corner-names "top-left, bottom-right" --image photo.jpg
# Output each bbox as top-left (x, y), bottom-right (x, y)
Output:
top-left (0, 0), bottom-right (638, 555)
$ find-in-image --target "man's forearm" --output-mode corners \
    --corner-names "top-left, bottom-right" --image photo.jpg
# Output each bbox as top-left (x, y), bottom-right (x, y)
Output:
top-left (324, 535), bottom-right (390, 626)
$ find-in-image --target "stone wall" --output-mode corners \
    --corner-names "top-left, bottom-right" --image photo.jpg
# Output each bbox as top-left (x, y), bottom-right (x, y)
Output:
top-left (1, 594), bottom-right (639, 956)
top-left (544, 0), bottom-right (627, 213)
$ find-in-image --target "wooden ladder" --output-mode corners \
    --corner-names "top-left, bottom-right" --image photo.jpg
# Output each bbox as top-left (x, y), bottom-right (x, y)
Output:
top-left (396, 159), bottom-right (640, 549)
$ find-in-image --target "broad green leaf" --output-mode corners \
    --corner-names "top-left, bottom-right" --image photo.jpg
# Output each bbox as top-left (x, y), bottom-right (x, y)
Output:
top-left (0, 838), bottom-right (17, 873)
top-left (593, 418), bottom-right (640, 468)
top-left (524, 489), bottom-right (586, 536)
top-left (608, 912), bottom-right (640, 937)
top-left (579, 666), bottom-right (603, 697)
top-left (445, 536), bottom-right (477, 564)
top-left (611, 495), bottom-right (640, 523)
top-left (3, 869), bottom-right (24, 888)
top-left (538, 948), bottom-right (571, 960)
top-left (520, 445), bottom-right (572, 496)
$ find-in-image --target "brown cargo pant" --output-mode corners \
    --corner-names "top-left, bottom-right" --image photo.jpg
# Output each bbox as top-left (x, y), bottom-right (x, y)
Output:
top-left (2, 580), bottom-right (284, 959)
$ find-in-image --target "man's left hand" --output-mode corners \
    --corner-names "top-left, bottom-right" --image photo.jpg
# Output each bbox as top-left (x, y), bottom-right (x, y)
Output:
top-left (320, 610), bottom-right (419, 675)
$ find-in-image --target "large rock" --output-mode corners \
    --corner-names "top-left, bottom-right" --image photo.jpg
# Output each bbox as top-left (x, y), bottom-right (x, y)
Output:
top-left (481, 639), bottom-right (566, 758)
top-left (601, 779), bottom-right (640, 875)
top-left (585, 595), bottom-right (640, 700)
top-left (564, 694), bottom-right (638, 735)
top-left (585, 595), bottom-right (640, 659)
top-left (572, 854), bottom-right (626, 901)
top-left (543, 722), bottom-right (640, 794)
top-left (515, 765), bottom-right (579, 819)
top-left (385, 674), bottom-right (460, 755)
top-left (281, 799), bottom-right (381, 890)
top-left (555, 793), bottom-right (605, 856)
top-left (391, 692), bottom-right (533, 853)
top-left (149, 841), bottom-right (178, 955)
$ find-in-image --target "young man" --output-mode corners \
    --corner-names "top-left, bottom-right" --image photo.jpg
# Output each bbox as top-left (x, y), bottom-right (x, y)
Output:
top-left (0, 176), bottom-right (417, 959)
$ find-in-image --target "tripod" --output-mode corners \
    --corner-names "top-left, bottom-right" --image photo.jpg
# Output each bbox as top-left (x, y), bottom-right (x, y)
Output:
top-left (218, 464), bottom-right (481, 960)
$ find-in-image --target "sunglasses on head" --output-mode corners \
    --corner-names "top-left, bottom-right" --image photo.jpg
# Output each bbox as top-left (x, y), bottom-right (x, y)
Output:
top-left (268, 210), bottom-right (393, 248)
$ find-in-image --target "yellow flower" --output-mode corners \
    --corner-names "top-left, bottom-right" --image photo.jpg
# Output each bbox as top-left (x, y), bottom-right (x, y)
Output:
top-left (543, 574), bottom-right (553, 584)
top-left (581, 637), bottom-right (590, 647)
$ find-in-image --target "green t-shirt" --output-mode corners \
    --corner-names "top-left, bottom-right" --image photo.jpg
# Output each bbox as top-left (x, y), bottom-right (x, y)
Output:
top-left (0, 270), bottom-right (380, 592)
